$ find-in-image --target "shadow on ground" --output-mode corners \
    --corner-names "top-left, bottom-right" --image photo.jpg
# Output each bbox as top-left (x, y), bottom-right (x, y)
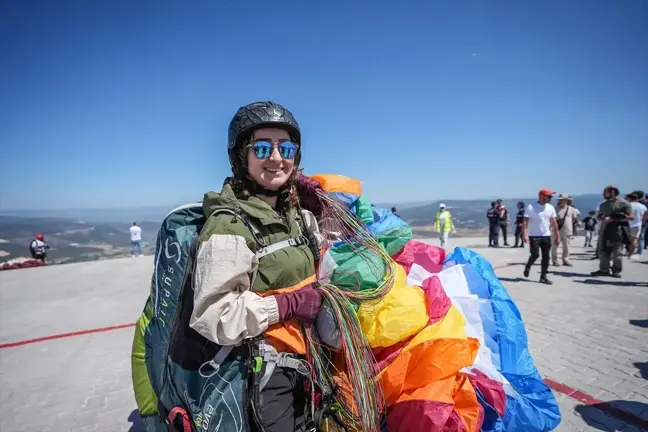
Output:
top-left (550, 270), bottom-right (592, 278)
top-left (498, 276), bottom-right (526, 283)
top-left (128, 410), bottom-right (145, 432)
top-left (634, 362), bottom-right (648, 380)
top-left (575, 400), bottom-right (648, 431)
top-left (574, 278), bottom-right (648, 288)
top-left (630, 319), bottom-right (648, 328)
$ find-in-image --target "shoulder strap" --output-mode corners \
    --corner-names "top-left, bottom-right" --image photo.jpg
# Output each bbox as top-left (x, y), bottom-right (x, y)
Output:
top-left (209, 208), bottom-right (267, 248)
top-left (208, 207), bottom-right (311, 260)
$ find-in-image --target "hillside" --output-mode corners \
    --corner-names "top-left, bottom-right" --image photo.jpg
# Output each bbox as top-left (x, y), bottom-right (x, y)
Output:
top-left (0, 216), bottom-right (160, 264)
top-left (0, 194), bottom-right (603, 263)
top-left (397, 193), bottom-right (602, 236)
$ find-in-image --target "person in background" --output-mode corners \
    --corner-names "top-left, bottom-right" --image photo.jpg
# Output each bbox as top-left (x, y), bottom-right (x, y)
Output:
top-left (522, 189), bottom-right (559, 285)
top-left (496, 199), bottom-right (510, 246)
top-left (627, 192), bottom-right (647, 258)
top-left (569, 197), bottom-right (581, 236)
top-left (130, 222), bottom-right (143, 257)
top-left (513, 201), bottom-right (526, 247)
top-left (582, 210), bottom-right (598, 248)
top-left (434, 203), bottom-right (454, 249)
top-left (591, 185), bottom-right (633, 278)
top-left (391, 207), bottom-right (401, 218)
top-left (592, 198), bottom-right (607, 260)
top-left (29, 233), bottom-right (49, 263)
top-left (552, 193), bottom-right (578, 267)
top-left (634, 190), bottom-right (647, 253)
top-left (487, 201), bottom-right (500, 247)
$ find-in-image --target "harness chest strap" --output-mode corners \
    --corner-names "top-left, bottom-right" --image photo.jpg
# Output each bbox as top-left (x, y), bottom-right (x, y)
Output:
top-left (255, 236), bottom-right (308, 259)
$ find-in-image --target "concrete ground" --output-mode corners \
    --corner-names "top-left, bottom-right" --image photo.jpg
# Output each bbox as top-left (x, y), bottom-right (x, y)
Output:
top-left (0, 236), bottom-right (647, 431)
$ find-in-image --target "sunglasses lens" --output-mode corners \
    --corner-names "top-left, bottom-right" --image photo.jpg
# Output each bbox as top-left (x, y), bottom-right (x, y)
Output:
top-left (252, 141), bottom-right (273, 159)
top-left (279, 142), bottom-right (297, 159)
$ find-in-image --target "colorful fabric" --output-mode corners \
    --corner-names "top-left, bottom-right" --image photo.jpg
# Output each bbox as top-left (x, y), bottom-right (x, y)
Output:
top-left (313, 173), bottom-right (561, 432)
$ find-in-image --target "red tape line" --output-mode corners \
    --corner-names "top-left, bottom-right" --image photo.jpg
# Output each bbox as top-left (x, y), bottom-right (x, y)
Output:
top-left (0, 323), bottom-right (136, 349)
top-left (544, 378), bottom-right (648, 430)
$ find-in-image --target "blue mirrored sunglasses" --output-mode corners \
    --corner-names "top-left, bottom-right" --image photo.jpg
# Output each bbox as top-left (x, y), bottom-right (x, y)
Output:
top-left (247, 141), bottom-right (299, 160)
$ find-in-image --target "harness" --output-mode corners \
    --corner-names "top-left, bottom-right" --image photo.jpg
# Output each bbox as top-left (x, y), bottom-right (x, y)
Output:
top-left (166, 206), bottom-right (331, 432)
top-left (31, 240), bottom-right (47, 255)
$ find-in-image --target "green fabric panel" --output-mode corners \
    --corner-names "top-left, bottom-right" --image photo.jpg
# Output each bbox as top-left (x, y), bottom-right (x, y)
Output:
top-left (329, 243), bottom-right (387, 293)
top-left (131, 313), bottom-right (158, 416)
top-left (376, 226), bottom-right (413, 257)
top-left (354, 195), bottom-right (375, 225)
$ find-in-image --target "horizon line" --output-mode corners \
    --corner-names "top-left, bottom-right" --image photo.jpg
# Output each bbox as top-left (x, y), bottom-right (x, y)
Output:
top-left (0, 191), bottom-right (605, 213)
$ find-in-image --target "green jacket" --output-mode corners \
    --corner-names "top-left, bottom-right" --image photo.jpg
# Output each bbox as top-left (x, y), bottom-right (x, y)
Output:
top-left (189, 183), bottom-right (317, 349)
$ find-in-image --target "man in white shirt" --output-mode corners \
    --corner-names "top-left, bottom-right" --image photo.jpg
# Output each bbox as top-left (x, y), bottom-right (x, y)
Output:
top-left (627, 192), bottom-right (648, 258)
top-left (522, 189), bottom-right (560, 284)
top-left (130, 222), bottom-right (143, 257)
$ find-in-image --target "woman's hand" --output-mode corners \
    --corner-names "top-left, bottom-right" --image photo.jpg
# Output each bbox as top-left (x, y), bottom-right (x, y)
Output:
top-left (274, 283), bottom-right (322, 324)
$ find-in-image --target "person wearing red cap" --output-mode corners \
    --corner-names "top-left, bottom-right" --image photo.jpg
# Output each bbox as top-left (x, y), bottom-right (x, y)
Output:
top-left (29, 234), bottom-right (49, 263)
top-left (522, 189), bottom-right (560, 284)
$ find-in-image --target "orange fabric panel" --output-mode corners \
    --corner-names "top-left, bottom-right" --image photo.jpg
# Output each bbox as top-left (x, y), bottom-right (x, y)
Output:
top-left (311, 174), bottom-right (362, 196)
top-left (453, 373), bottom-right (483, 432)
top-left (378, 337), bottom-right (479, 404)
top-left (259, 275), bottom-right (316, 354)
top-left (376, 305), bottom-right (476, 380)
top-left (262, 274), bottom-right (317, 297)
top-left (381, 373), bottom-right (481, 432)
top-left (264, 320), bottom-right (306, 354)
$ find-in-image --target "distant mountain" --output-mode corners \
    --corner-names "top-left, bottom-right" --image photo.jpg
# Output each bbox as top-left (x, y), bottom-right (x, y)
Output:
top-left (0, 205), bottom-right (188, 224)
top-left (0, 193), bottom-right (604, 264)
top-left (0, 215), bottom-right (161, 264)
top-left (397, 194), bottom-right (602, 230)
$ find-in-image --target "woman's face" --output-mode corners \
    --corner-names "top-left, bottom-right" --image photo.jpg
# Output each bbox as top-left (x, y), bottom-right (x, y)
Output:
top-left (247, 127), bottom-right (296, 191)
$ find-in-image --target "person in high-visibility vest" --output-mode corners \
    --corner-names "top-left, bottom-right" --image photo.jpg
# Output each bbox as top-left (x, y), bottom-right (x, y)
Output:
top-left (434, 203), bottom-right (455, 248)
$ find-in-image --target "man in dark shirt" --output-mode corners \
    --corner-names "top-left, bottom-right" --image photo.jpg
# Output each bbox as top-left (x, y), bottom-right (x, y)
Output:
top-left (513, 201), bottom-right (525, 247)
top-left (487, 201), bottom-right (500, 247)
top-left (582, 211), bottom-right (597, 247)
top-left (496, 199), bottom-right (510, 246)
top-left (591, 185), bottom-right (634, 278)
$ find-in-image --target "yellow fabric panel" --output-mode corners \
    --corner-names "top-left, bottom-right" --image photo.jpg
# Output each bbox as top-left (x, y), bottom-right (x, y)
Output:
top-left (357, 264), bottom-right (428, 348)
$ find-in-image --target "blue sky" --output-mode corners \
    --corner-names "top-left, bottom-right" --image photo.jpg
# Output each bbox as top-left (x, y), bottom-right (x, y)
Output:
top-left (1, 0), bottom-right (647, 210)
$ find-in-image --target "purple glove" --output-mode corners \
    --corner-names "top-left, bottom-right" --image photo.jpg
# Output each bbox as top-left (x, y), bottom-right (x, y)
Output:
top-left (275, 283), bottom-right (323, 324)
top-left (295, 173), bottom-right (324, 217)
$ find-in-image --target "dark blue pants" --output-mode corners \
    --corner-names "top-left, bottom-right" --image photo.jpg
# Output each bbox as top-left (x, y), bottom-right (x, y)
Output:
top-left (489, 224), bottom-right (499, 246)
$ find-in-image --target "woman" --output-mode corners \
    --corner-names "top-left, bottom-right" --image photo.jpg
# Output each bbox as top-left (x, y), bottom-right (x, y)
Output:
top-left (189, 101), bottom-right (324, 431)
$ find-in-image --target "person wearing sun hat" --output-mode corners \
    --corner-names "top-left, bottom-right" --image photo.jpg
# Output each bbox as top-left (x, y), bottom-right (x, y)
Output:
top-left (551, 193), bottom-right (578, 266)
top-left (522, 189), bottom-right (560, 284)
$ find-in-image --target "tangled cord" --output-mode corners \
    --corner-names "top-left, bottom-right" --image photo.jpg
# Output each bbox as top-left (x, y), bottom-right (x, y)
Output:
top-left (303, 191), bottom-right (396, 432)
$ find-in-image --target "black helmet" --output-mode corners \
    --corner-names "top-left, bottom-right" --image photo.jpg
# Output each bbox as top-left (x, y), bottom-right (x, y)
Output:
top-left (228, 101), bottom-right (301, 150)
top-left (227, 101), bottom-right (302, 177)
